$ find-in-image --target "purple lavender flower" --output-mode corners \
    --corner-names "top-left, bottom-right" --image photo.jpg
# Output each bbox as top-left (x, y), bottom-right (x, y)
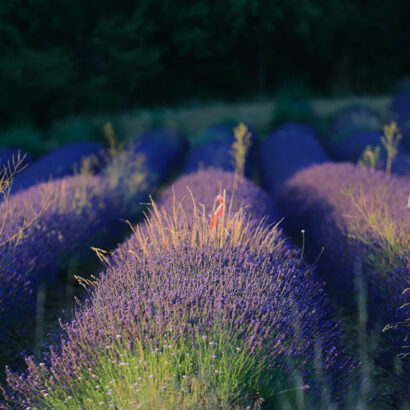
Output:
top-left (3, 191), bottom-right (356, 407)
top-left (0, 175), bottom-right (122, 346)
top-left (278, 163), bottom-right (409, 337)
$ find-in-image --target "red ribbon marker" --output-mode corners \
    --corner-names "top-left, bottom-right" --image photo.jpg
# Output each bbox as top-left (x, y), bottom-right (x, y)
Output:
top-left (210, 194), bottom-right (225, 230)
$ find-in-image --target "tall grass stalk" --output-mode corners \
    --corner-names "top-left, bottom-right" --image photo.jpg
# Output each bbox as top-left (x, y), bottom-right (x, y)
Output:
top-left (381, 122), bottom-right (402, 177)
top-left (230, 122), bottom-right (252, 190)
top-left (358, 145), bottom-right (381, 172)
top-left (103, 122), bottom-right (121, 159)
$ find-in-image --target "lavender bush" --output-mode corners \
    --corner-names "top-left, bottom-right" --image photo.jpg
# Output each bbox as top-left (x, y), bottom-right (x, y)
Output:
top-left (1, 132), bottom-right (186, 375)
top-left (0, 176), bottom-right (121, 347)
top-left (278, 163), bottom-right (410, 340)
top-left (11, 142), bottom-right (106, 194)
top-left (327, 105), bottom-right (381, 143)
top-left (258, 122), bottom-right (328, 195)
top-left (3, 188), bottom-right (356, 408)
top-left (388, 90), bottom-right (410, 151)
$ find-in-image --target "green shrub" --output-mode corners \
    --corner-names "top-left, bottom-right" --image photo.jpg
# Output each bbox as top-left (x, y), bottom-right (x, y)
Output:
top-left (0, 125), bottom-right (46, 156)
top-left (48, 117), bottom-right (98, 145)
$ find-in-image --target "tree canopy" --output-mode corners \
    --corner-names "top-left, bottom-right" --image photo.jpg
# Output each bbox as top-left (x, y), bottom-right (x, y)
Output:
top-left (0, 0), bottom-right (409, 127)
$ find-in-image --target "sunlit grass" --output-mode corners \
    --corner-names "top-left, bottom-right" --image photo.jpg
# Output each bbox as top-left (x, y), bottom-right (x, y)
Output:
top-left (230, 122), bottom-right (252, 190)
top-left (341, 184), bottom-right (409, 274)
top-left (358, 145), bottom-right (381, 172)
top-left (381, 122), bottom-right (402, 177)
top-left (33, 325), bottom-right (285, 409)
top-left (358, 121), bottom-right (402, 176)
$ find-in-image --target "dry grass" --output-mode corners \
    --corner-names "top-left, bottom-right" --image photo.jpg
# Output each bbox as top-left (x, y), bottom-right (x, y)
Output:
top-left (341, 184), bottom-right (409, 272)
top-left (122, 188), bottom-right (284, 262)
top-left (381, 122), bottom-right (402, 177)
top-left (230, 123), bottom-right (252, 190)
top-left (358, 145), bottom-right (382, 171)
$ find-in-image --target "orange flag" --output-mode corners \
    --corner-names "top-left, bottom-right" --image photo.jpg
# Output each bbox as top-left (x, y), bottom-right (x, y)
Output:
top-left (210, 194), bottom-right (225, 230)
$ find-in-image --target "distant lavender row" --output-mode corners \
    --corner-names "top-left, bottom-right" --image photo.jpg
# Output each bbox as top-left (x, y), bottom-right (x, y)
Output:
top-left (389, 90), bottom-right (410, 151)
top-left (183, 123), bottom-right (255, 177)
top-left (327, 105), bottom-right (381, 142)
top-left (11, 142), bottom-right (106, 194)
top-left (324, 130), bottom-right (409, 176)
top-left (258, 122), bottom-right (329, 196)
top-left (3, 170), bottom-right (356, 407)
top-left (278, 163), bottom-right (410, 336)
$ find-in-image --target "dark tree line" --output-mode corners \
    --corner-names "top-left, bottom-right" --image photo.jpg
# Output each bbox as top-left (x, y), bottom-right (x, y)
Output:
top-left (0, 0), bottom-right (410, 127)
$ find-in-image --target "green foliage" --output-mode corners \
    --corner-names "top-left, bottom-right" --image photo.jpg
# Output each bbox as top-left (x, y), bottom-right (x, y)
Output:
top-left (0, 125), bottom-right (46, 156)
top-left (270, 80), bottom-right (318, 130)
top-left (33, 326), bottom-right (301, 409)
top-left (0, 1), bottom-right (409, 127)
top-left (48, 117), bottom-right (98, 145)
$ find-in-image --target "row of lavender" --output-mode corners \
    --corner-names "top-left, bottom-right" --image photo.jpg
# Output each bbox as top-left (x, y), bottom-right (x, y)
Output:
top-left (0, 98), bottom-right (408, 203)
top-left (2, 120), bottom-right (408, 345)
top-left (0, 117), bottom-right (408, 406)
top-left (258, 119), bottom-right (409, 328)
top-left (257, 123), bottom-right (409, 403)
top-left (3, 169), bottom-right (357, 408)
top-left (2, 90), bottom-right (410, 184)
top-left (0, 130), bottom-right (186, 366)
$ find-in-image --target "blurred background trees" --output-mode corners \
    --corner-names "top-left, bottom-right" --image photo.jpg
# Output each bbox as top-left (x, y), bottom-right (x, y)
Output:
top-left (0, 0), bottom-right (409, 128)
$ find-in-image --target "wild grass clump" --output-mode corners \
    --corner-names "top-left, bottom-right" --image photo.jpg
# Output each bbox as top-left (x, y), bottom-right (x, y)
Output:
top-left (0, 149), bottom-right (32, 171)
top-left (380, 122), bottom-right (402, 176)
top-left (3, 178), bottom-right (356, 409)
top-left (230, 122), bottom-right (252, 189)
top-left (153, 169), bottom-right (279, 229)
top-left (358, 144), bottom-right (382, 171)
top-left (102, 128), bottom-right (186, 216)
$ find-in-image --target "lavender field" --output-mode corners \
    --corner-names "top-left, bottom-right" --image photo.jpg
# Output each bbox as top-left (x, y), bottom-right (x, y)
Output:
top-left (0, 98), bottom-right (409, 409)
